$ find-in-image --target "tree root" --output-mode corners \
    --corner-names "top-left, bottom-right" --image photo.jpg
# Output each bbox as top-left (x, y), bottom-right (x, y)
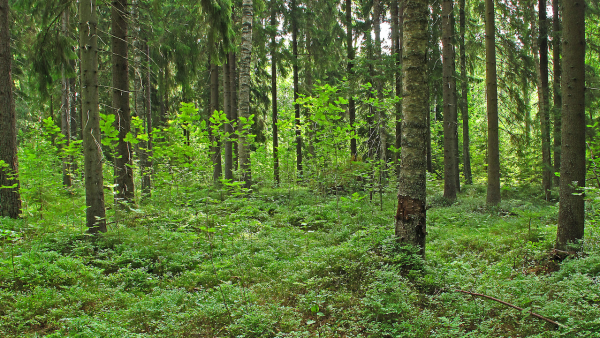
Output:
top-left (454, 289), bottom-right (566, 328)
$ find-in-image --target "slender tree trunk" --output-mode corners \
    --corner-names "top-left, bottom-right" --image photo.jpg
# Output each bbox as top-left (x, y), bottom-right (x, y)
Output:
top-left (271, 4), bottom-right (280, 185)
top-left (395, 0), bottom-right (428, 257)
top-left (80, 0), bottom-right (106, 232)
top-left (230, 52), bottom-right (238, 172)
top-left (427, 88), bottom-right (432, 173)
top-left (392, 0), bottom-right (404, 175)
top-left (366, 31), bottom-right (378, 160)
top-left (163, 64), bottom-right (170, 124)
top-left (141, 42), bottom-right (152, 200)
top-left (346, 0), bottom-right (357, 160)
top-left (373, 0), bottom-right (386, 168)
top-left (485, 0), bottom-right (500, 205)
top-left (60, 10), bottom-right (72, 188)
top-left (209, 60), bottom-right (222, 182)
top-left (556, 1), bottom-right (585, 250)
top-left (0, 0), bottom-right (21, 218)
top-left (459, 0), bottom-right (472, 184)
top-left (112, 0), bottom-right (134, 205)
top-left (442, 0), bottom-right (458, 201)
top-left (238, 0), bottom-right (254, 189)
top-left (292, 0), bottom-right (302, 177)
top-left (539, 0), bottom-right (552, 200)
top-left (224, 57), bottom-right (233, 181)
top-left (552, 0), bottom-right (561, 187)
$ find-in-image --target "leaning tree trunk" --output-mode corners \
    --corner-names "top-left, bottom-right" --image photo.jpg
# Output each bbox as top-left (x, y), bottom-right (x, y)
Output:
top-left (238, 0), bottom-right (254, 189)
top-left (80, 0), bottom-right (106, 232)
top-left (112, 0), bottom-right (134, 205)
top-left (539, 0), bottom-right (552, 200)
top-left (395, 0), bottom-right (428, 257)
top-left (552, 0), bottom-right (561, 187)
top-left (0, 0), bottom-right (22, 218)
top-left (556, 1), bottom-right (585, 250)
top-left (271, 3), bottom-right (280, 185)
top-left (459, 0), bottom-right (472, 185)
top-left (485, 0), bottom-right (500, 205)
top-left (442, 0), bottom-right (458, 201)
top-left (346, 0), bottom-right (357, 159)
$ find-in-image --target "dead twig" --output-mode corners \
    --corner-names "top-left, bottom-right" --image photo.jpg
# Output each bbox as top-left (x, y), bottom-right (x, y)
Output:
top-left (454, 289), bottom-right (566, 328)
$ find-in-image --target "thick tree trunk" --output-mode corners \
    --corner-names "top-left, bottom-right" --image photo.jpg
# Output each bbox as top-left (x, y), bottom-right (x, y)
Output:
top-left (539, 0), bottom-right (552, 200)
top-left (442, 0), bottom-right (458, 201)
top-left (112, 0), bottom-right (134, 205)
top-left (395, 0), bottom-right (428, 257)
top-left (80, 0), bottom-right (106, 232)
top-left (292, 0), bottom-right (302, 177)
top-left (552, 0), bottom-right (561, 187)
top-left (346, 0), bottom-right (357, 160)
top-left (271, 5), bottom-right (280, 185)
top-left (224, 58), bottom-right (233, 181)
top-left (60, 10), bottom-right (72, 188)
top-left (556, 1), bottom-right (585, 250)
top-left (209, 60), bottom-right (222, 182)
top-left (238, 0), bottom-right (254, 189)
top-left (485, 0), bottom-right (500, 205)
top-left (0, 0), bottom-right (22, 218)
top-left (459, 0), bottom-right (472, 185)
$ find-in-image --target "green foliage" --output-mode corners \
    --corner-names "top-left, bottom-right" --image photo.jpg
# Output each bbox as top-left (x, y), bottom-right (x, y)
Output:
top-left (2, 183), bottom-right (600, 337)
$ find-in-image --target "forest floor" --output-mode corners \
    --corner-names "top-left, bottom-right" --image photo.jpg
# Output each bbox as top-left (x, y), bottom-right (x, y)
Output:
top-left (1, 182), bottom-right (600, 337)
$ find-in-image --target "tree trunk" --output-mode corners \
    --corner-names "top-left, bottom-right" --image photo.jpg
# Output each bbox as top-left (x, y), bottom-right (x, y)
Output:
top-left (392, 0), bottom-right (404, 175)
top-left (366, 31), bottom-right (378, 160)
top-left (292, 0), bottom-right (302, 177)
top-left (209, 60), bottom-right (222, 182)
top-left (485, 0), bottom-right (500, 205)
top-left (459, 0), bottom-right (472, 185)
top-left (112, 0), bottom-right (134, 205)
top-left (556, 1), bottom-right (585, 250)
top-left (80, 0), bottom-right (106, 232)
top-left (395, 0), bottom-right (428, 257)
top-left (373, 0), bottom-right (386, 168)
top-left (0, 0), bottom-right (22, 218)
top-left (539, 0), bottom-right (552, 200)
top-left (230, 52), bottom-right (238, 172)
top-left (552, 0), bottom-right (561, 187)
top-left (346, 0), bottom-right (357, 160)
top-left (271, 4), bottom-right (280, 185)
top-left (442, 0), bottom-right (458, 201)
top-left (238, 0), bottom-right (254, 189)
top-left (141, 42), bottom-right (152, 200)
top-left (61, 10), bottom-right (72, 188)
top-left (224, 57), bottom-right (233, 181)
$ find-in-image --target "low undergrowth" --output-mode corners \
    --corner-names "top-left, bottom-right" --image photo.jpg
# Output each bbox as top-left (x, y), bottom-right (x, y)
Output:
top-left (1, 183), bottom-right (599, 337)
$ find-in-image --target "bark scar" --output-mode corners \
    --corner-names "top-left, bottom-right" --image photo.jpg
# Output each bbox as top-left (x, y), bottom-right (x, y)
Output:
top-left (396, 195), bottom-right (426, 226)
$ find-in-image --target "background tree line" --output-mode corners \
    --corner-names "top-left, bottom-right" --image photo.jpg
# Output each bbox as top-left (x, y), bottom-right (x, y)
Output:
top-left (0, 0), bottom-right (598, 254)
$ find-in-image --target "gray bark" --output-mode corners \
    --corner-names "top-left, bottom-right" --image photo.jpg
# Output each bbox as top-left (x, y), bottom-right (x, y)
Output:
top-left (395, 0), bottom-right (429, 257)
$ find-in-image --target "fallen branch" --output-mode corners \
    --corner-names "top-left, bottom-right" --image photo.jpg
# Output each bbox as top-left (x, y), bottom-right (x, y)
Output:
top-left (454, 289), bottom-right (566, 328)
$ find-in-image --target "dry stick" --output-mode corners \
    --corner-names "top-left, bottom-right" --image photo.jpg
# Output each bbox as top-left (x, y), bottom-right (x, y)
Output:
top-left (455, 289), bottom-right (566, 328)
